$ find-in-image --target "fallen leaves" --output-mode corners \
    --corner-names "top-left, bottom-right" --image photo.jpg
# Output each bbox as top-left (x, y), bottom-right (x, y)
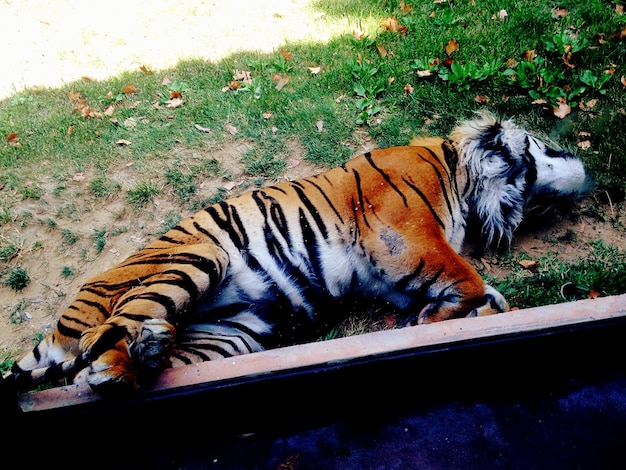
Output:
top-left (7, 133), bottom-right (20, 147)
top-left (381, 17), bottom-right (407, 34)
top-left (553, 97), bottom-right (571, 119)
top-left (519, 259), bottom-right (539, 270)
top-left (445, 38), bottom-right (459, 56)
top-left (68, 91), bottom-right (103, 118)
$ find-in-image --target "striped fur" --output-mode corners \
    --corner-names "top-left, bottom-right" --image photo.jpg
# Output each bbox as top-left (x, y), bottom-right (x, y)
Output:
top-left (5, 112), bottom-right (590, 394)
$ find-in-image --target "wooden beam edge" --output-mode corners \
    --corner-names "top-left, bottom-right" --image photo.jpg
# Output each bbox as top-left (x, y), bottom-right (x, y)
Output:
top-left (17, 294), bottom-right (626, 413)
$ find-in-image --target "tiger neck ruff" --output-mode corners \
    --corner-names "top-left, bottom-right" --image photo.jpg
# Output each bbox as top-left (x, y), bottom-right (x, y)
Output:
top-left (5, 111), bottom-right (590, 395)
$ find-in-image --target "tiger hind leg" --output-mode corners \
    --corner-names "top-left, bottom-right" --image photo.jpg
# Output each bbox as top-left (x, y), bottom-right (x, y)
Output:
top-left (79, 319), bottom-right (176, 392)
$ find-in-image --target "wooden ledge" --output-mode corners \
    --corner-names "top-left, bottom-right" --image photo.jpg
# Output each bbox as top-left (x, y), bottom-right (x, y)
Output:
top-left (17, 294), bottom-right (626, 414)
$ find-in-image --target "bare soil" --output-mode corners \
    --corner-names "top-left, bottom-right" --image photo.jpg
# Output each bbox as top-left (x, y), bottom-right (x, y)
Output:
top-left (1, 137), bottom-right (624, 363)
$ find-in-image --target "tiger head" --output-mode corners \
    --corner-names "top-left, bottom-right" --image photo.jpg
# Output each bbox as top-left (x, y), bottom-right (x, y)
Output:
top-left (450, 111), bottom-right (593, 245)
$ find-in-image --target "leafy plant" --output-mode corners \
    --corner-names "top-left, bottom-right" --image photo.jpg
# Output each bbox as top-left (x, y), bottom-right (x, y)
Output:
top-left (4, 267), bottom-right (30, 291)
top-left (439, 60), bottom-right (500, 90)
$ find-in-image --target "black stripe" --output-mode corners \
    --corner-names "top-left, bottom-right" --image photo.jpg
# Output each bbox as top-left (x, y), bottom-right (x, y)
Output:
top-left (141, 269), bottom-right (200, 302)
top-left (303, 178), bottom-right (344, 224)
top-left (216, 320), bottom-right (266, 343)
top-left (158, 235), bottom-right (186, 245)
top-left (364, 152), bottom-right (408, 207)
top-left (395, 259), bottom-right (426, 290)
top-left (204, 202), bottom-right (249, 251)
top-left (192, 221), bottom-right (222, 245)
top-left (352, 170), bottom-right (370, 228)
top-left (419, 148), bottom-right (455, 219)
top-left (292, 184), bottom-right (328, 239)
top-left (402, 177), bottom-right (446, 229)
top-left (116, 291), bottom-right (179, 318)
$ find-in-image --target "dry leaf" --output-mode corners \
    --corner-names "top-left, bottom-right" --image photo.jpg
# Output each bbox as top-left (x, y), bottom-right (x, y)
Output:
top-left (161, 76), bottom-right (172, 86)
top-left (67, 126), bottom-right (74, 137)
top-left (225, 124), bottom-right (238, 135)
top-left (617, 4), bottom-right (624, 15)
top-left (223, 181), bottom-right (237, 191)
top-left (233, 70), bottom-right (253, 83)
top-left (139, 65), bottom-right (153, 74)
top-left (122, 83), bottom-right (137, 95)
top-left (377, 44), bottom-right (388, 58)
top-left (352, 28), bottom-right (365, 40)
top-left (585, 98), bottom-right (598, 109)
top-left (316, 120), bottom-right (324, 132)
top-left (125, 161), bottom-right (134, 167)
top-left (553, 97), bottom-right (571, 119)
top-left (382, 17), bottom-right (400, 32)
top-left (552, 7), bottom-right (568, 18)
top-left (275, 75), bottom-right (289, 91)
top-left (400, 0), bottom-right (412, 13)
top-left (72, 173), bottom-right (85, 181)
top-left (519, 259), bottom-right (539, 269)
top-left (308, 66), bottom-right (321, 75)
top-left (287, 159), bottom-right (301, 168)
top-left (588, 289), bottom-right (601, 299)
top-left (522, 50), bottom-right (537, 61)
top-left (498, 9), bottom-right (508, 20)
top-left (116, 139), bottom-right (132, 146)
top-left (194, 124), bottom-right (211, 133)
top-left (403, 83), bottom-right (414, 95)
top-left (103, 105), bottom-right (115, 117)
top-left (169, 90), bottom-right (182, 99)
top-left (445, 38), bottom-right (459, 55)
top-left (280, 50), bottom-right (293, 61)
top-left (577, 140), bottom-right (591, 150)
top-left (384, 314), bottom-right (397, 328)
top-left (621, 76), bottom-right (626, 87)
top-left (7, 132), bottom-right (20, 147)
top-left (262, 112), bottom-right (273, 119)
top-left (165, 98), bottom-right (184, 108)
top-left (475, 95), bottom-right (490, 103)
top-left (124, 117), bottom-right (137, 128)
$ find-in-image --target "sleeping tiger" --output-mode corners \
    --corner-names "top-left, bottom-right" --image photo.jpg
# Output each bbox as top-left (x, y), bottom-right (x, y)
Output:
top-left (4, 111), bottom-right (591, 395)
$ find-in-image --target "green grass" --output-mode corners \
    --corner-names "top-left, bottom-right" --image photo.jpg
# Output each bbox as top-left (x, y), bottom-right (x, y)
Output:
top-left (0, 0), bottom-right (624, 349)
top-left (485, 241), bottom-right (626, 309)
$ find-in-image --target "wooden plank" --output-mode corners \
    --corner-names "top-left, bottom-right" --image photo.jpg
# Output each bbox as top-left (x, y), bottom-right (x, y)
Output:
top-left (17, 294), bottom-right (626, 413)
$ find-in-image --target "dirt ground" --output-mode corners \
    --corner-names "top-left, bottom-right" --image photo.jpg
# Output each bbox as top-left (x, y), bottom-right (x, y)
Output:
top-left (1, 135), bottom-right (624, 363)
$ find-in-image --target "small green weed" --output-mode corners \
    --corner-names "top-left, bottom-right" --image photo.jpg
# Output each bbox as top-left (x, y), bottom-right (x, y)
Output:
top-left (92, 228), bottom-right (107, 254)
top-left (61, 265), bottom-right (75, 277)
top-left (127, 182), bottom-right (159, 208)
top-left (4, 267), bottom-right (30, 291)
top-left (60, 229), bottom-right (79, 246)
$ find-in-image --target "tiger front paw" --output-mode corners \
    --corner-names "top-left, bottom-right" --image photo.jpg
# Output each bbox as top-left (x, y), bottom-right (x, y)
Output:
top-left (466, 284), bottom-right (509, 318)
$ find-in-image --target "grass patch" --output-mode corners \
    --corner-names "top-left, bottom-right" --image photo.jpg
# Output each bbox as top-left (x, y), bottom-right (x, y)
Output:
top-left (486, 241), bottom-right (626, 309)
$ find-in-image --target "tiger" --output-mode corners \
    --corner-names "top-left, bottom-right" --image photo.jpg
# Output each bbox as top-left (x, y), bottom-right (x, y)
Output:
top-left (3, 111), bottom-right (591, 395)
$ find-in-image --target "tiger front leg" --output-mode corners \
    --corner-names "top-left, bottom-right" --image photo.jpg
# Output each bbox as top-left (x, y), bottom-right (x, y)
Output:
top-left (411, 279), bottom-right (509, 325)
top-left (399, 246), bottom-right (509, 325)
